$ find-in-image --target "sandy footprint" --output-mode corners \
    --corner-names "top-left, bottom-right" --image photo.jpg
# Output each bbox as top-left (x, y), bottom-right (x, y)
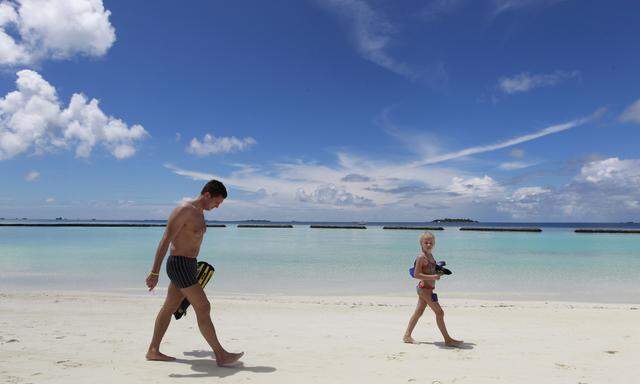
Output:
top-left (56, 360), bottom-right (83, 369)
top-left (386, 352), bottom-right (406, 361)
top-left (2, 375), bottom-right (24, 383)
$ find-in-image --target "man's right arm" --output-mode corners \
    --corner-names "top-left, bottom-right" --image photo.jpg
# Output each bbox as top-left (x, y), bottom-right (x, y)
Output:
top-left (146, 207), bottom-right (187, 290)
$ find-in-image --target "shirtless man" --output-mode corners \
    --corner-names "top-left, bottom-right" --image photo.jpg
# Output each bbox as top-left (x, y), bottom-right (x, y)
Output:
top-left (145, 180), bottom-right (243, 366)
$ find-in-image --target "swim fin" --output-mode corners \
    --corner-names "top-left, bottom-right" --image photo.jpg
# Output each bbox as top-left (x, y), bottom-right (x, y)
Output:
top-left (173, 261), bottom-right (215, 320)
top-left (435, 261), bottom-right (452, 275)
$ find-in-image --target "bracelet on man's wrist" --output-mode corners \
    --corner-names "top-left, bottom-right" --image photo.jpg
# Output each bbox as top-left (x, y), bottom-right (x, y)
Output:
top-left (149, 271), bottom-right (159, 277)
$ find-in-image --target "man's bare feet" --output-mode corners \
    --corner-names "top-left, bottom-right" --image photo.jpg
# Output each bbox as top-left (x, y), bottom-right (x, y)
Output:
top-left (444, 338), bottom-right (464, 347)
top-left (146, 349), bottom-right (176, 361)
top-left (216, 351), bottom-right (244, 367)
top-left (403, 336), bottom-right (417, 344)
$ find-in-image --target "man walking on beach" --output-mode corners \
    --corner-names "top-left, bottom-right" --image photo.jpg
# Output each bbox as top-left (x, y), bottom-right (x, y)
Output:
top-left (145, 180), bottom-right (244, 366)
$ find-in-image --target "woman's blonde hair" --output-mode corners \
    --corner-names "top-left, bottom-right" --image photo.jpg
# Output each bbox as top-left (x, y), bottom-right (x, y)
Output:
top-left (419, 231), bottom-right (435, 244)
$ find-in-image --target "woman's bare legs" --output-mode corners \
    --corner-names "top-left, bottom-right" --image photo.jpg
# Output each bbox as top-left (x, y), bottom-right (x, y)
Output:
top-left (403, 295), bottom-right (427, 343)
top-left (419, 289), bottom-right (463, 346)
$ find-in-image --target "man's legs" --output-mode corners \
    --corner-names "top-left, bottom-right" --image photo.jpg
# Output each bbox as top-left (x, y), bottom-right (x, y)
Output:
top-left (147, 282), bottom-right (185, 361)
top-left (180, 284), bottom-right (244, 366)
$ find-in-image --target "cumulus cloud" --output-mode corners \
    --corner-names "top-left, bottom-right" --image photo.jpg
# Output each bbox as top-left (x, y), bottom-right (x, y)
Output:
top-left (450, 175), bottom-right (503, 198)
top-left (166, 147), bottom-right (507, 220)
top-left (24, 170), bottom-right (39, 181)
top-left (165, 115), bottom-right (631, 221)
top-left (0, 70), bottom-right (147, 160)
top-left (498, 70), bottom-right (579, 94)
top-left (576, 157), bottom-right (640, 186)
top-left (296, 184), bottom-right (374, 207)
top-left (165, 152), bottom-right (640, 221)
top-left (619, 99), bottom-right (640, 124)
top-left (498, 186), bottom-right (551, 218)
top-left (187, 133), bottom-right (256, 156)
top-left (0, 0), bottom-right (115, 66)
top-left (500, 158), bottom-right (640, 220)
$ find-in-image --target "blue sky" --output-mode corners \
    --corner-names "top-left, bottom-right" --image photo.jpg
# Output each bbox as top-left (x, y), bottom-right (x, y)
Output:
top-left (1, 0), bottom-right (640, 221)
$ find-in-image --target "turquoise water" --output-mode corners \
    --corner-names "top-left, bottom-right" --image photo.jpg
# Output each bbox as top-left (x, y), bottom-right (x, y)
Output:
top-left (0, 226), bottom-right (639, 303)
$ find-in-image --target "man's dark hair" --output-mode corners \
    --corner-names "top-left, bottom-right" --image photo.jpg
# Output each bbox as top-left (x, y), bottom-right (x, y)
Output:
top-left (201, 180), bottom-right (227, 198)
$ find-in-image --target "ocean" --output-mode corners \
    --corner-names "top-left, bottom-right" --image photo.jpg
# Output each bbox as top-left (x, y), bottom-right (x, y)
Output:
top-left (1, 222), bottom-right (639, 303)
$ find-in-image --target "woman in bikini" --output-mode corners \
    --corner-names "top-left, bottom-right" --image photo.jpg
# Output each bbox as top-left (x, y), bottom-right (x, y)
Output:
top-left (403, 232), bottom-right (463, 346)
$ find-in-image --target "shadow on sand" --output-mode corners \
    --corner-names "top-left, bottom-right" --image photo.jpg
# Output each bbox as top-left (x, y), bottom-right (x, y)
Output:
top-left (418, 341), bottom-right (476, 350)
top-left (169, 350), bottom-right (276, 378)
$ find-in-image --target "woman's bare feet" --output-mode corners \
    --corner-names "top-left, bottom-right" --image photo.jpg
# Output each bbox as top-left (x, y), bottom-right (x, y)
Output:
top-left (444, 338), bottom-right (464, 347)
top-left (216, 351), bottom-right (244, 367)
top-left (146, 348), bottom-right (176, 361)
top-left (403, 336), bottom-right (417, 344)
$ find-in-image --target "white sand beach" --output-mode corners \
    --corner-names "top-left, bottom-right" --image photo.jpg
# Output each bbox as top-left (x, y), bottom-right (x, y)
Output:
top-left (1, 291), bottom-right (638, 384)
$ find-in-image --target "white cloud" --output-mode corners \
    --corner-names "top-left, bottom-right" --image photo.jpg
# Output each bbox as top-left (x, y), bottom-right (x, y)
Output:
top-left (165, 155), bottom-right (640, 221)
top-left (187, 133), bottom-right (256, 156)
top-left (0, 0), bottom-right (115, 66)
top-left (318, 0), bottom-right (447, 85)
top-left (577, 157), bottom-right (640, 186)
top-left (319, 0), bottom-right (410, 78)
top-left (163, 109), bottom-right (629, 221)
top-left (0, 70), bottom-right (148, 160)
top-left (509, 148), bottom-right (525, 158)
top-left (45, 197), bottom-right (54, 203)
top-left (375, 106), bottom-right (445, 158)
top-left (409, 109), bottom-right (603, 167)
top-left (500, 158), bottom-right (640, 220)
top-left (296, 184), bottom-right (374, 207)
top-left (164, 163), bottom-right (222, 182)
top-left (450, 175), bottom-right (503, 199)
top-left (175, 132), bottom-right (181, 142)
top-left (491, 0), bottom-right (568, 17)
top-left (619, 99), bottom-right (640, 124)
top-left (498, 70), bottom-right (579, 94)
top-left (498, 161), bottom-right (536, 170)
top-left (498, 186), bottom-right (552, 218)
top-left (511, 186), bottom-right (551, 200)
top-left (24, 170), bottom-right (39, 181)
top-left (165, 148), bottom-right (507, 220)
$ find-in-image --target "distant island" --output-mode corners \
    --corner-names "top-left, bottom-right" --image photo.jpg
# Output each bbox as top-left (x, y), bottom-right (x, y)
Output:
top-left (244, 219), bottom-right (272, 223)
top-left (431, 218), bottom-right (478, 223)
